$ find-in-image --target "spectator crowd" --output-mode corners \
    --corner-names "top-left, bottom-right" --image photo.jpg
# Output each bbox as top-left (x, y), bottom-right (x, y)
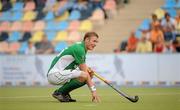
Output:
top-left (0, 0), bottom-right (126, 54)
top-left (115, 0), bottom-right (180, 53)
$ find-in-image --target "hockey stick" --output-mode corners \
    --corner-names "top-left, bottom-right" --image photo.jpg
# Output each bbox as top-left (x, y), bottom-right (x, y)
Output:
top-left (93, 72), bottom-right (139, 103)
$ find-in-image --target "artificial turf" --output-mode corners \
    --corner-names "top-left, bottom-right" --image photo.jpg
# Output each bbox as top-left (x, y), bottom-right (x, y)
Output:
top-left (0, 86), bottom-right (179, 110)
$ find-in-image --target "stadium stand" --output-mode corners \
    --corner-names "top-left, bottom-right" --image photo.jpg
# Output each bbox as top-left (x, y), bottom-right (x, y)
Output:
top-left (23, 0), bottom-right (36, 12)
top-left (10, 21), bottom-right (22, 31)
top-left (0, 41), bottom-right (8, 54)
top-left (11, 2), bottom-right (24, 11)
top-left (3, 0), bottom-right (176, 54)
top-left (115, 0), bottom-right (180, 53)
top-left (54, 41), bottom-right (68, 53)
top-left (67, 20), bottom-right (80, 31)
top-left (46, 31), bottom-right (56, 41)
top-left (68, 31), bottom-right (82, 43)
top-left (19, 42), bottom-right (28, 54)
top-left (0, 0), bottom-right (122, 54)
top-left (30, 31), bottom-right (44, 43)
top-left (8, 31), bottom-right (21, 42)
top-left (68, 10), bottom-right (81, 21)
top-left (33, 20), bottom-right (46, 31)
top-left (54, 31), bottom-right (68, 42)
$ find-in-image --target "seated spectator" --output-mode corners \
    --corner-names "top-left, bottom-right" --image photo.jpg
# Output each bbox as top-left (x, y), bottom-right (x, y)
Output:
top-left (73, 0), bottom-right (88, 10)
top-left (126, 31), bottom-right (138, 52)
top-left (73, 0), bottom-right (93, 20)
top-left (34, 10), bottom-right (46, 21)
top-left (150, 14), bottom-right (161, 30)
top-left (114, 40), bottom-right (127, 53)
top-left (25, 41), bottom-right (36, 54)
top-left (161, 13), bottom-right (176, 42)
top-left (173, 39), bottom-right (180, 52)
top-left (90, 0), bottom-right (107, 19)
top-left (103, 0), bottom-right (117, 19)
top-left (19, 31), bottom-right (32, 42)
top-left (136, 34), bottom-right (152, 53)
top-left (54, 0), bottom-right (73, 17)
top-left (175, 11), bottom-right (180, 37)
top-left (0, 0), bottom-right (12, 12)
top-left (0, 41), bottom-right (9, 54)
top-left (44, 0), bottom-right (56, 11)
top-left (153, 37), bottom-right (165, 53)
top-left (150, 22), bottom-right (164, 45)
top-left (163, 41), bottom-right (176, 53)
top-left (34, 0), bottom-right (46, 11)
top-left (9, 42), bottom-right (20, 55)
top-left (90, 0), bottom-right (103, 10)
top-left (0, 31), bottom-right (9, 41)
top-left (24, 0), bottom-right (36, 11)
top-left (35, 35), bottom-right (54, 54)
top-left (113, 48), bottom-right (120, 53)
top-left (140, 30), bottom-right (150, 40)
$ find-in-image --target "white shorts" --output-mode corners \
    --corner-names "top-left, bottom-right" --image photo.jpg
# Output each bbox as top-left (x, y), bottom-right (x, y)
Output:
top-left (47, 69), bottom-right (82, 85)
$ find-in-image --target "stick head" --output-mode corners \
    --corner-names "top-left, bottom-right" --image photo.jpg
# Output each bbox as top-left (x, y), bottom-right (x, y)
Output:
top-left (131, 96), bottom-right (139, 103)
top-left (127, 95), bottom-right (139, 103)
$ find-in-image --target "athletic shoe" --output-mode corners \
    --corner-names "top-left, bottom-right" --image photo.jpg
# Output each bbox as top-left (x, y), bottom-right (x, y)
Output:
top-left (66, 93), bottom-right (76, 102)
top-left (52, 91), bottom-right (69, 102)
top-left (52, 91), bottom-right (76, 102)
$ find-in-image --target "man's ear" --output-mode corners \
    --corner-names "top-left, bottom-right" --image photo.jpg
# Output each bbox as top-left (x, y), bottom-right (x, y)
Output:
top-left (85, 38), bottom-right (90, 43)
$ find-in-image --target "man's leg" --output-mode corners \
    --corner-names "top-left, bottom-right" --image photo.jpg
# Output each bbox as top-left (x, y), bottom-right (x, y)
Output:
top-left (52, 70), bottom-right (87, 102)
top-left (57, 78), bottom-right (86, 94)
top-left (52, 78), bottom-right (86, 102)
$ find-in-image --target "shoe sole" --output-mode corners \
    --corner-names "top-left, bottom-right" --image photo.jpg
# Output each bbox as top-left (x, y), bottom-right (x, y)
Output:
top-left (52, 94), bottom-right (75, 102)
top-left (52, 94), bottom-right (65, 102)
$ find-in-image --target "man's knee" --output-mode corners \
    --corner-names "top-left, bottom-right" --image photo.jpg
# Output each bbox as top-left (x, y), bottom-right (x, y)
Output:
top-left (77, 72), bottom-right (89, 82)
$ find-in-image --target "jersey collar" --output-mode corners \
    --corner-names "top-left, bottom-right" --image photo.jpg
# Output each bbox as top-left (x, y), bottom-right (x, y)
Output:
top-left (81, 41), bottom-right (87, 53)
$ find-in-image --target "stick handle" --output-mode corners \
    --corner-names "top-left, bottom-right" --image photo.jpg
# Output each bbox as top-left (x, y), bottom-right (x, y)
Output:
top-left (93, 72), bottom-right (129, 98)
top-left (93, 72), bottom-right (139, 103)
top-left (93, 72), bottom-right (108, 83)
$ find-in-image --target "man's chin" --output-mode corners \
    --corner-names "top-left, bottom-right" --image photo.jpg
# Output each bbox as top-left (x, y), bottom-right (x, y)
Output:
top-left (90, 48), bottom-right (95, 50)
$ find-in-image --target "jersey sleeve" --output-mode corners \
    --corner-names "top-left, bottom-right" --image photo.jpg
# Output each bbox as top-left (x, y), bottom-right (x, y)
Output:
top-left (72, 47), bottom-right (85, 65)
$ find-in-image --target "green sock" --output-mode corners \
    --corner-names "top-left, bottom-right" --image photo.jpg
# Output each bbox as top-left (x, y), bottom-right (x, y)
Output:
top-left (57, 79), bottom-right (86, 94)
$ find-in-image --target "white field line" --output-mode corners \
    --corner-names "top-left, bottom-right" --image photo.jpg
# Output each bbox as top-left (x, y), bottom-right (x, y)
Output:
top-left (0, 92), bottom-right (180, 99)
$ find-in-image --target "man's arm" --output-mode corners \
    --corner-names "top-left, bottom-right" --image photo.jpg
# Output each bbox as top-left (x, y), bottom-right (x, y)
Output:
top-left (79, 63), bottom-right (100, 102)
top-left (79, 64), bottom-right (95, 89)
top-left (79, 64), bottom-right (88, 73)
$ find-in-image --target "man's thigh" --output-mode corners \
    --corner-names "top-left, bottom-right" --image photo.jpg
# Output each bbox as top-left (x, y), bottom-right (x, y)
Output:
top-left (47, 69), bottom-right (82, 85)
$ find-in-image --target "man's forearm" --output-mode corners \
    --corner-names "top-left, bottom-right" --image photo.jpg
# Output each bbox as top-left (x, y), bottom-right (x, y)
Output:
top-left (79, 64), bottom-right (96, 92)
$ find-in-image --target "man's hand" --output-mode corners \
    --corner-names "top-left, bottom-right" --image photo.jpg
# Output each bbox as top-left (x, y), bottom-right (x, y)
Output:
top-left (91, 91), bottom-right (101, 103)
top-left (88, 67), bottom-right (94, 78)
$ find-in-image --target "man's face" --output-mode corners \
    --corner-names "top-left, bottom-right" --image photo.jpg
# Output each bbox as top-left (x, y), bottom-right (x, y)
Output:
top-left (85, 36), bottom-right (98, 51)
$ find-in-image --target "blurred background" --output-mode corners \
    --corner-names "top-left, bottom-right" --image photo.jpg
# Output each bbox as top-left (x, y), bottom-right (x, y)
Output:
top-left (0, 0), bottom-right (180, 87)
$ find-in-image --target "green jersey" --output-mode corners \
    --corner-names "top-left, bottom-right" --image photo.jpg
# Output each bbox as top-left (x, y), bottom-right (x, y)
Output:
top-left (48, 41), bottom-right (87, 74)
